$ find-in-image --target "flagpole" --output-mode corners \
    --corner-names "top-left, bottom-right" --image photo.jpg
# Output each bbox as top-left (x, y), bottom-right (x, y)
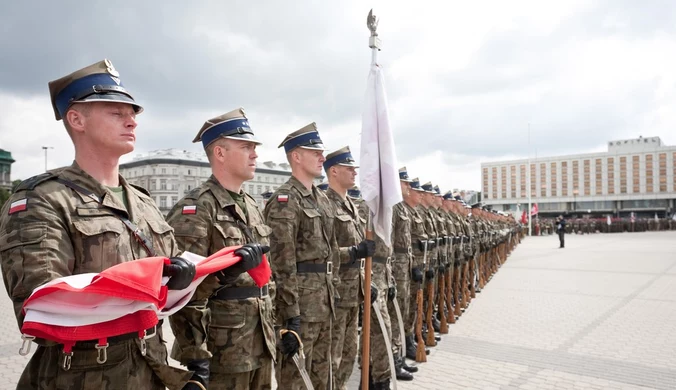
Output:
top-left (361, 9), bottom-right (380, 389)
top-left (527, 123), bottom-right (532, 236)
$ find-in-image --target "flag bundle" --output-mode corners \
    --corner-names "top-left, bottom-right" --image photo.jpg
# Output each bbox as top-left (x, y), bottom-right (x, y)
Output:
top-left (21, 246), bottom-right (271, 350)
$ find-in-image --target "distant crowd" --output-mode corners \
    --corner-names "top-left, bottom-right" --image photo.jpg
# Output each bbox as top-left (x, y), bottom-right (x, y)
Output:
top-left (530, 217), bottom-right (676, 235)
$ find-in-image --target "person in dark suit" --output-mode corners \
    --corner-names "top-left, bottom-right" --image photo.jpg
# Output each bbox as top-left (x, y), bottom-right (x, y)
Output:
top-left (556, 215), bottom-right (567, 248)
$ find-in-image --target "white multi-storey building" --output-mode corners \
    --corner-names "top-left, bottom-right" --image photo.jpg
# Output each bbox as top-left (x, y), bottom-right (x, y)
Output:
top-left (120, 149), bottom-right (322, 214)
top-left (481, 136), bottom-right (676, 217)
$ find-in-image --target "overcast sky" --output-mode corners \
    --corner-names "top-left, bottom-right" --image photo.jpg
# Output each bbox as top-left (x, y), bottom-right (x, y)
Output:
top-left (2, 0), bottom-right (676, 192)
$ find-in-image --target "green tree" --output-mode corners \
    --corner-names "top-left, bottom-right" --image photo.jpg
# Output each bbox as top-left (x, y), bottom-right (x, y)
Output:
top-left (0, 188), bottom-right (9, 209)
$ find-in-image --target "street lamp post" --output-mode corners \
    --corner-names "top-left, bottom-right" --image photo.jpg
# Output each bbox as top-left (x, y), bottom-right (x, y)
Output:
top-left (42, 146), bottom-right (54, 172)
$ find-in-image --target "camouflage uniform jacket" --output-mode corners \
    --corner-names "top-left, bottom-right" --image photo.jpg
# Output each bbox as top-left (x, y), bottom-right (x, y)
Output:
top-left (432, 207), bottom-right (448, 264)
top-left (418, 206), bottom-right (439, 266)
top-left (403, 203), bottom-right (428, 270)
top-left (391, 202), bottom-right (413, 279)
top-left (0, 162), bottom-right (189, 388)
top-left (355, 199), bottom-right (393, 292)
top-left (443, 211), bottom-right (457, 264)
top-left (166, 176), bottom-right (275, 373)
top-left (326, 188), bottom-right (365, 308)
top-left (263, 176), bottom-right (338, 323)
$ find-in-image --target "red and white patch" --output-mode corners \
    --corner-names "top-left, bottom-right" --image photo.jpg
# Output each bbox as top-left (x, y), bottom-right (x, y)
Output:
top-left (277, 195), bottom-right (289, 203)
top-left (8, 199), bottom-right (27, 214)
top-left (182, 205), bottom-right (197, 215)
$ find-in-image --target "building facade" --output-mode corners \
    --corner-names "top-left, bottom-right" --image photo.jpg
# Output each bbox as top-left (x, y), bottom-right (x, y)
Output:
top-left (481, 136), bottom-right (676, 217)
top-left (120, 149), bottom-right (322, 214)
top-left (0, 149), bottom-right (15, 191)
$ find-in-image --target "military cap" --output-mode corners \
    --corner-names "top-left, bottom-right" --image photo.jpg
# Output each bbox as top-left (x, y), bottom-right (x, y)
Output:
top-left (48, 59), bottom-right (142, 121)
top-left (399, 166), bottom-right (413, 182)
top-left (347, 186), bottom-right (362, 199)
top-left (278, 122), bottom-right (326, 153)
top-left (471, 202), bottom-right (483, 209)
top-left (443, 190), bottom-right (454, 200)
top-left (421, 181), bottom-right (436, 194)
top-left (261, 190), bottom-right (274, 200)
top-left (193, 108), bottom-right (261, 149)
top-left (410, 177), bottom-right (425, 192)
top-left (324, 146), bottom-right (358, 171)
top-left (317, 181), bottom-right (329, 191)
top-left (433, 185), bottom-right (443, 197)
top-left (454, 194), bottom-right (462, 201)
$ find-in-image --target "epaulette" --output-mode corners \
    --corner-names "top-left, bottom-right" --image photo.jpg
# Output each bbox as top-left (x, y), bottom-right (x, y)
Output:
top-left (129, 183), bottom-right (151, 197)
top-left (14, 172), bottom-right (57, 192)
top-left (185, 186), bottom-right (204, 200)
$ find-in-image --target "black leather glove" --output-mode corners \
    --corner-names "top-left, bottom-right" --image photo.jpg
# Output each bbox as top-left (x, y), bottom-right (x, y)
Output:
top-left (349, 239), bottom-right (376, 262)
top-left (370, 283), bottom-right (378, 303)
top-left (164, 257), bottom-right (196, 290)
top-left (411, 267), bottom-right (423, 282)
top-left (425, 268), bottom-right (435, 279)
top-left (387, 285), bottom-right (397, 301)
top-left (234, 243), bottom-right (270, 271)
top-left (184, 359), bottom-right (209, 390)
top-left (280, 316), bottom-right (301, 357)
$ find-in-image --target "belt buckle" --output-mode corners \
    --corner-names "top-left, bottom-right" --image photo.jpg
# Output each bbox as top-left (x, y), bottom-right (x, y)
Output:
top-left (359, 258), bottom-right (365, 270)
top-left (260, 286), bottom-right (268, 298)
top-left (326, 261), bottom-right (333, 275)
top-left (386, 256), bottom-right (392, 266)
top-left (407, 247), bottom-right (412, 256)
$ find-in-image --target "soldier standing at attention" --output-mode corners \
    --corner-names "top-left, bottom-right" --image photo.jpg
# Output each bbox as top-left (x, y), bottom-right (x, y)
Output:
top-left (322, 147), bottom-right (376, 389)
top-left (166, 109), bottom-right (274, 390)
top-left (0, 60), bottom-right (196, 389)
top-left (264, 124), bottom-right (339, 390)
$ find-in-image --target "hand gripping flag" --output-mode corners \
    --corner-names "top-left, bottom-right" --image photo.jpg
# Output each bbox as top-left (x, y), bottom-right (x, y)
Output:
top-left (359, 63), bottom-right (402, 246)
top-left (20, 246), bottom-right (271, 354)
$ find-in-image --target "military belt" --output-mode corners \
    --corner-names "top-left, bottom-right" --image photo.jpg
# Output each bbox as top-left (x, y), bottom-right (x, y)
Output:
top-left (297, 261), bottom-right (333, 274)
top-left (344, 259), bottom-right (365, 269)
top-left (393, 247), bottom-right (412, 255)
top-left (75, 320), bottom-right (162, 348)
top-left (372, 256), bottom-right (391, 265)
top-left (213, 285), bottom-right (269, 300)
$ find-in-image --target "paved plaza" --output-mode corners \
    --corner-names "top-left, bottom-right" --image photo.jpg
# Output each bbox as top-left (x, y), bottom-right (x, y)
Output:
top-left (0, 231), bottom-right (675, 389)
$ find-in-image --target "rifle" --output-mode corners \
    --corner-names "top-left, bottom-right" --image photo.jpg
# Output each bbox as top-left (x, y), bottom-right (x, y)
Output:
top-left (438, 238), bottom-right (448, 333)
top-left (453, 236), bottom-right (464, 318)
top-left (415, 240), bottom-right (428, 362)
top-left (425, 243), bottom-right (437, 347)
top-left (445, 237), bottom-right (455, 324)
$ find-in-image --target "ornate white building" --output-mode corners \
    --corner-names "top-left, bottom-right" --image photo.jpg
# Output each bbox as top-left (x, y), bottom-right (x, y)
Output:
top-left (120, 149), bottom-right (322, 214)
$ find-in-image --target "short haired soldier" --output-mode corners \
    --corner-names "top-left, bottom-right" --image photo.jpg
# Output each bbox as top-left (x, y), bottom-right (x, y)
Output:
top-left (166, 108), bottom-right (273, 390)
top-left (322, 147), bottom-right (376, 389)
top-left (264, 124), bottom-right (339, 390)
top-left (0, 60), bottom-right (195, 389)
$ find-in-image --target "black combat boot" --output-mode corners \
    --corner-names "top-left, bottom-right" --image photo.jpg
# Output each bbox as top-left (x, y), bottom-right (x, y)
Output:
top-left (401, 357), bottom-right (418, 373)
top-left (405, 335), bottom-right (429, 359)
top-left (374, 379), bottom-right (392, 389)
top-left (395, 357), bottom-right (415, 380)
top-left (432, 316), bottom-right (441, 332)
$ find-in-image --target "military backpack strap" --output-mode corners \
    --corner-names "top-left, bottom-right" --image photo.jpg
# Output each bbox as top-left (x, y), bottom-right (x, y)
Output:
top-left (55, 178), bottom-right (157, 257)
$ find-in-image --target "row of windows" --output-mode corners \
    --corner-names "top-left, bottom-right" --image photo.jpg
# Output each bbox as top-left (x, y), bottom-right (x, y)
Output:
top-left (123, 168), bottom-right (287, 185)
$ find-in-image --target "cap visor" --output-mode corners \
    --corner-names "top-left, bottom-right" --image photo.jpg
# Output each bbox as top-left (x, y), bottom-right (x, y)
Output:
top-left (300, 144), bottom-right (327, 151)
top-left (77, 93), bottom-right (143, 114)
top-left (224, 134), bottom-right (263, 145)
top-left (337, 162), bottom-right (359, 168)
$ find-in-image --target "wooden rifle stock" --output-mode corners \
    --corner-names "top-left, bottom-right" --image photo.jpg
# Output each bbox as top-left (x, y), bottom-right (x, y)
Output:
top-left (415, 285), bottom-right (426, 362)
top-left (445, 263), bottom-right (455, 324)
top-left (438, 264), bottom-right (448, 333)
top-left (425, 272), bottom-right (436, 346)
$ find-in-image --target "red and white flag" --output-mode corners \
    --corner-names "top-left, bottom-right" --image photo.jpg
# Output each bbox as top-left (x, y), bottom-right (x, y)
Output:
top-left (359, 62), bottom-right (402, 247)
top-left (21, 246), bottom-right (271, 349)
top-left (530, 203), bottom-right (539, 216)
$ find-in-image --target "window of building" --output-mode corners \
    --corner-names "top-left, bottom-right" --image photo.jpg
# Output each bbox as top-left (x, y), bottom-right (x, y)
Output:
top-left (161, 168), bottom-right (166, 174)
top-left (173, 168), bottom-right (177, 175)
top-left (607, 157), bottom-right (615, 194)
top-left (530, 164), bottom-right (536, 197)
top-left (482, 168), bottom-right (489, 197)
top-left (188, 169), bottom-right (191, 175)
top-left (187, 185), bottom-right (191, 190)
top-left (572, 161), bottom-right (579, 194)
top-left (595, 158), bottom-right (603, 195)
top-left (160, 196), bottom-right (167, 209)
top-left (257, 185), bottom-right (262, 195)
top-left (583, 160), bottom-right (590, 196)
top-left (501, 166), bottom-right (507, 199)
top-left (150, 180), bottom-right (156, 191)
top-left (172, 183), bottom-right (178, 190)
top-left (619, 157), bottom-right (627, 194)
top-left (491, 167), bottom-right (498, 199)
top-left (171, 196), bottom-right (178, 206)
top-left (645, 154), bottom-right (654, 193)
top-left (249, 184), bottom-right (254, 194)
top-left (510, 165), bottom-right (516, 198)
top-left (539, 163), bottom-right (546, 197)
top-left (153, 168), bottom-right (156, 174)
top-left (561, 161), bottom-right (568, 196)
top-left (550, 162), bottom-right (557, 197)
top-left (265, 185), bottom-right (271, 192)
top-left (520, 165), bottom-right (526, 198)
top-left (160, 179), bottom-right (167, 190)
top-left (659, 153), bottom-right (667, 192)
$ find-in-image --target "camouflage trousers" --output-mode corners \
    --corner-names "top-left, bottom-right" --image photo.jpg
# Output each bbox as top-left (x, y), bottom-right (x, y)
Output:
top-left (388, 256), bottom-right (412, 354)
top-left (276, 319), bottom-right (332, 390)
top-left (369, 295), bottom-right (394, 383)
top-left (209, 359), bottom-right (272, 390)
top-left (407, 279), bottom-right (420, 338)
top-left (17, 330), bottom-right (191, 390)
top-left (331, 305), bottom-right (359, 389)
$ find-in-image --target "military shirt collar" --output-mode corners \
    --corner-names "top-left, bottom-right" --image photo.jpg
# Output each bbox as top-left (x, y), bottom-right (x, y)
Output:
top-left (326, 187), bottom-right (356, 217)
top-left (288, 175), bottom-right (314, 197)
top-left (59, 161), bottom-right (129, 215)
top-left (205, 175), bottom-right (247, 222)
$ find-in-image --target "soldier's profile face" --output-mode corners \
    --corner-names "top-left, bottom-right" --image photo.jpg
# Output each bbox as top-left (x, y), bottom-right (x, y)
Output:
top-left (332, 165), bottom-right (356, 189)
top-left (400, 181), bottom-right (410, 197)
top-left (80, 102), bottom-right (137, 156)
top-left (296, 148), bottom-right (325, 177)
top-left (217, 138), bottom-right (258, 181)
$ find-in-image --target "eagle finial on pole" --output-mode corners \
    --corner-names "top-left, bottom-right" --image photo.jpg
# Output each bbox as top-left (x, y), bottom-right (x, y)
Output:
top-left (367, 9), bottom-right (381, 52)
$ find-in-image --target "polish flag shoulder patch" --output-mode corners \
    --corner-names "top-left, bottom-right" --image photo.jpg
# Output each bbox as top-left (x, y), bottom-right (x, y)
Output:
top-left (8, 199), bottom-right (28, 215)
top-left (182, 205), bottom-right (197, 215)
top-left (277, 194), bottom-right (289, 203)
